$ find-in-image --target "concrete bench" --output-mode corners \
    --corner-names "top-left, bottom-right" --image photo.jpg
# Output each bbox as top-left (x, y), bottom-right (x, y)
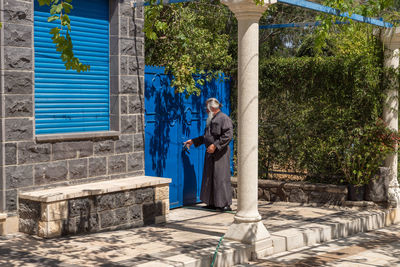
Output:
top-left (18, 176), bottom-right (171, 238)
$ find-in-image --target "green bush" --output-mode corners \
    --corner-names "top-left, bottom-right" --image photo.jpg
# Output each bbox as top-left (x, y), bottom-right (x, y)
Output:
top-left (258, 54), bottom-right (397, 185)
top-left (334, 121), bottom-right (397, 185)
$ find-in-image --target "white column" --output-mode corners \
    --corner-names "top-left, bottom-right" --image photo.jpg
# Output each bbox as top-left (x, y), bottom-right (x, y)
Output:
top-left (381, 27), bottom-right (400, 207)
top-left (221, 0), bottom-right (276, 258)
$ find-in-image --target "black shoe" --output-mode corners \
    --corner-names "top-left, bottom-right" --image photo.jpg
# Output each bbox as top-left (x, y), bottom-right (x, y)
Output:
top-left (217, 206), bottom-right (232, 212)
top-left (203, 205), bottom-right (216, 210)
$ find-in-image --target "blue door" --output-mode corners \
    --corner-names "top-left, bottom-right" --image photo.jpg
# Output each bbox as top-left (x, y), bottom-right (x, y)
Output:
top-left (144, 66), bottom-right (232, 208)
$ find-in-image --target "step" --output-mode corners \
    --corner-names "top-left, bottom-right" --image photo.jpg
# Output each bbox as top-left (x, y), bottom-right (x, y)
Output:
top-left (132, 208), bottom-right (400, 266)
top-left (269, 207), bottom-right (400, 255)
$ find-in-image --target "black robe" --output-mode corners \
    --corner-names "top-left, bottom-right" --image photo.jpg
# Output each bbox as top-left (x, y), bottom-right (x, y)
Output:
top-left (192, 111), bottom-right (233, 208)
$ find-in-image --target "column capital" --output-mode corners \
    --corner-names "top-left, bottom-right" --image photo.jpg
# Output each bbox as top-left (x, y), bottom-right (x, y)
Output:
top-left (221, 0), bottom-right (277, 20)
top-left (380, 27), bottom-right (400, 50)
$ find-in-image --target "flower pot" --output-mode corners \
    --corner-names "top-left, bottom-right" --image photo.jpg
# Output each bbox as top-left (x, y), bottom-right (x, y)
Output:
top-left (365, 167), bottom-right (390, 203)
top-left (348, 184), bottom-right (365, 201)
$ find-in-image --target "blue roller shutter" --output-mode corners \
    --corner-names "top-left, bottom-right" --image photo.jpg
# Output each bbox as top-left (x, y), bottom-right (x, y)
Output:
top-left (34, 0), bottom-right (110, 135)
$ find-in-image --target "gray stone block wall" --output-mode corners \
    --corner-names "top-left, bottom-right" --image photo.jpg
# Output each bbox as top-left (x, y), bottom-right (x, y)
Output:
top-left (231, 178), bottom-right (348, 206)
top-left (0, 0), bottom-right (145, 213)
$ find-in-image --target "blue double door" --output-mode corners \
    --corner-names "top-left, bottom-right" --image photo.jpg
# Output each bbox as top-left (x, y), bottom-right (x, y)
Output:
top-left (144, 66), bottom-right (231, 208)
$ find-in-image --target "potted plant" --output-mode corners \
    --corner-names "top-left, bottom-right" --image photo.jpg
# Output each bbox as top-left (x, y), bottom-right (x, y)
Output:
top-left (335, 120), bottom-right (397, 201)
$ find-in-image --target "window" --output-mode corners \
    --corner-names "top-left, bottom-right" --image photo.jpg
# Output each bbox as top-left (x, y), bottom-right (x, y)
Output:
top-left (34, 0), bottom-right (110, 135)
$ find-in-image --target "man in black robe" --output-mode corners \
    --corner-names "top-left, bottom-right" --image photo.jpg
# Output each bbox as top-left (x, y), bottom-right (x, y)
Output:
top-left (184, 98), bottom-right (233, 211)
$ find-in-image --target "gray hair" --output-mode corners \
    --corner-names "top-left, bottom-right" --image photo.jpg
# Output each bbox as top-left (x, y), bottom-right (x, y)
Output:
top-left (206, 98), bottom-right (222, 111)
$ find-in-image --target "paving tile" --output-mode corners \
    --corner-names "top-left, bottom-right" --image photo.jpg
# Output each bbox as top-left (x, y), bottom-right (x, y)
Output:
top-left (0, 201), bottom-right (398, 267)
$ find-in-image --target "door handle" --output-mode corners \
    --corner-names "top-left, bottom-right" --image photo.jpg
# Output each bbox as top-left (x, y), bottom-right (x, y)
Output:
top-left (182, 143), bottom-right (190, 154)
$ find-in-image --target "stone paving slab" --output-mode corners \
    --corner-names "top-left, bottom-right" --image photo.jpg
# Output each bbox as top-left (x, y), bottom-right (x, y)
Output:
top-left (0, 201), bottom-right (397, 267)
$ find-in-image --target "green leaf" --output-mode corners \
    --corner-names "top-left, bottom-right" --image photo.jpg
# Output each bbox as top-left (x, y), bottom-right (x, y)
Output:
top-left (44, 0), bottom-right (91, 73)
top-left (62, 2), bottom-right (73, 13)
top-left (47, 15), bottom-right (59, 22)
top-left (38, 0), bottom-right (51, 6)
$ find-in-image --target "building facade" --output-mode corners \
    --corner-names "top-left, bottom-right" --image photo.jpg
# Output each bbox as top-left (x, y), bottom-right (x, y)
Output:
top-left (0, 0), bottom-right (145, 216)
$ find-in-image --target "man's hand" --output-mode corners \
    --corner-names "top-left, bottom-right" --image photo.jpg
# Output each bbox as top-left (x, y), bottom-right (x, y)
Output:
top-left (207, 144), bottom-right (216, 154)
top-left (184, 139), bottom-right (194, 149)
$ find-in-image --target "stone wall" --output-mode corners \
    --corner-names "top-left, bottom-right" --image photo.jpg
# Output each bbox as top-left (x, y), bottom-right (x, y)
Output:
top-left (0, 0), bottom-right (146, 213)
top-left (231, 178), bottom-right (348, 205)
top-left (19, 184), bottom-right (169, 238)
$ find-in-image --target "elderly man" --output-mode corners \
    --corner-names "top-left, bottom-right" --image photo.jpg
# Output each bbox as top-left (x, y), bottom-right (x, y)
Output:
top-left (184, 98), bottom-right (233, 212)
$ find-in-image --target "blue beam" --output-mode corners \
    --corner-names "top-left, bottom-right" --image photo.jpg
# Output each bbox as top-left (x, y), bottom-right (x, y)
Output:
top-left (259, 20), bottom-right (349, 29)
top-left (278, 0), bottom-right (393, 28)
top-left (132, 0), bottom-right (393, 28)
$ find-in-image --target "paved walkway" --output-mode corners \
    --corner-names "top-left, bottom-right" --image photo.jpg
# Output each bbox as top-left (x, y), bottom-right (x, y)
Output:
top-left (0, 201), bottom-right (396, 266)
top-left (240, 223), bottom-right (400, 266)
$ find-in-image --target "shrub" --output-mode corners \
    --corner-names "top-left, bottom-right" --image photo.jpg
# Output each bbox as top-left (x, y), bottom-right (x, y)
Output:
top-left (258, 53), bottom-right (397, 185)
top-left (333, 120), bottom-right (397, 185)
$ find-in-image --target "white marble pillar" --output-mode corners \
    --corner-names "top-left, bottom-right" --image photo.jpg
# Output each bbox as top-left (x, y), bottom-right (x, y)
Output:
top-left (221, 0), bottom-right (276, 257)
top-left (381, 27), bottom-right (400, 207)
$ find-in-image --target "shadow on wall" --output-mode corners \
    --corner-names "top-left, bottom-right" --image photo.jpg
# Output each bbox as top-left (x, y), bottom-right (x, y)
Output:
top-left (144, 68), bottom-right (232, 207)
top-left (145, 72), bottom-right (181, 177)
top-left (182, 150), bottom-right (197, 205)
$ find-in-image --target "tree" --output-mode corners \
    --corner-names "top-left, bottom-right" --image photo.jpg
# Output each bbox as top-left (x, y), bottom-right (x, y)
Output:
top-left (259, 0), bottom-right (400, 57)
top-left (144, 0), bottom-right (235, 96)
top-left (259, 3), bottom-right (321, 57)
top-left (145, 0), bottom-right (399, 95)
top-left (314, 0), bottom-right (400, 50)
top-left (39, 0), bottom-right (399, 95)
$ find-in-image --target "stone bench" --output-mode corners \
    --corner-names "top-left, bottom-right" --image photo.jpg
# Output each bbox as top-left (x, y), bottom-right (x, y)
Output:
top-left (18, 176), bottom-right (171, 238)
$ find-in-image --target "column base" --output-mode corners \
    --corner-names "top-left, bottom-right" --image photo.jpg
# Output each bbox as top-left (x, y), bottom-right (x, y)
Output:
top-left (389, 186), bottom-right (400, 208)
top-left (225, 220), bottom-right (273, 259)
top-left (386, 207), bottom-right (400, 225)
